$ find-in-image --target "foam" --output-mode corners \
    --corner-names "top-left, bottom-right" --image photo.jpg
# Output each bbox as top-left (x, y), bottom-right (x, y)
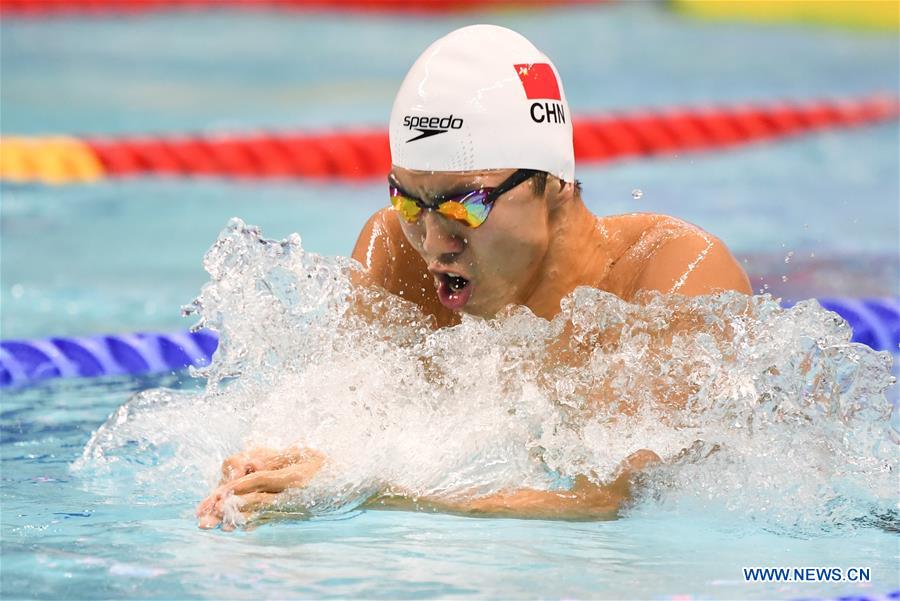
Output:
top-left (75, 218), bottom-right (897, 533)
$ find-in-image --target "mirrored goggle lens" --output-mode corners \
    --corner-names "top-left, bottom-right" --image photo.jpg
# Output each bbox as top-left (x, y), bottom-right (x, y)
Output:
top-left (390, 190), bottom-right (422, 223)
top-left (448, 189), bottom-right (491, 228)
top-left (389, 187), bottom-right (493, 228)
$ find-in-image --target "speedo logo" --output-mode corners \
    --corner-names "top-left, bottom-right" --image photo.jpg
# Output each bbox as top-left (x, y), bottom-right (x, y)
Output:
top-left (403, 114), bottom-right (464, 142)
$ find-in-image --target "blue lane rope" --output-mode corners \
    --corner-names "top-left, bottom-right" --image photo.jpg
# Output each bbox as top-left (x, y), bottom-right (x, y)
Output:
top-left (1, 298), bottom-right (897, 388)
top-left (0, 330), bottom-right (218, 388)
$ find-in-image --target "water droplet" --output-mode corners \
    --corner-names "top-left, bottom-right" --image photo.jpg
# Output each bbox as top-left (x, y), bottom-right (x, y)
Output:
top-left (781, 275), bottom-right (788, 282)
top-left (784, 251), bottom-right (794, 264)
top-left (810, 252), bottom-right (816, 258)
top-left (631, 189), bottom-right (643, 200)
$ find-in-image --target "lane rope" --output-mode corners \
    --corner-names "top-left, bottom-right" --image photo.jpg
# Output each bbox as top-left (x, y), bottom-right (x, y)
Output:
top-left (0, 0), bottom-right (609, 16)
top-left (1, 95), bottom-right (896, 184)
top-left (672, 0), bottom-right (900, 33)
top-left (0, 136), bottom-right (105, 184)
top-left (1, 297), bottom-right (897, 388)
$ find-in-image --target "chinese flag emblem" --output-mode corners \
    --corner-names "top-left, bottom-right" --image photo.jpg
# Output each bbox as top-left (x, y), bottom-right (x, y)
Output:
top-left (514, 63), bottom-right (561, 100)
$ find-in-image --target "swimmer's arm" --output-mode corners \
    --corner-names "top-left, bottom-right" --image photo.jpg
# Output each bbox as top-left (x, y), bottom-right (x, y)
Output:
top-left (198, 460), bottom-right (623, 526)
top-left (364, 450), bottom-right (659, 520)
top-left (365, 476), bottom-right (622, 520)
top-left (634, 230), bottom-right (751, 297)
top-left (198, 449), bottom-right (658, 527)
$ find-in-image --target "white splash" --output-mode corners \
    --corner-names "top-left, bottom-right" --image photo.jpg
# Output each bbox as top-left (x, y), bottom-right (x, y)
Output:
top-left (75, 218), bottom-right (898, 534)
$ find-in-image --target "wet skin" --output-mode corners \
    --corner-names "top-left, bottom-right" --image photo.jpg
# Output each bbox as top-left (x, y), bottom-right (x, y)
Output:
top-left (196, 168), bottom-right (751, 529)
top-left (352, 167), bottom-right (751, 326)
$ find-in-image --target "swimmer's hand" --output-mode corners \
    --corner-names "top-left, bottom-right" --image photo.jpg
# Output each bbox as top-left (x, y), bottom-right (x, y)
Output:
top-left (196, 447), bottom-right (324, 531)
top-left (365, 449), bottom-right (661, 520)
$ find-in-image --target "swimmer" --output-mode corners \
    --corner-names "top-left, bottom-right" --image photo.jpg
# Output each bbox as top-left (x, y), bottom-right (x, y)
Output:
top-left (197, 24), bottom-right (751, 529)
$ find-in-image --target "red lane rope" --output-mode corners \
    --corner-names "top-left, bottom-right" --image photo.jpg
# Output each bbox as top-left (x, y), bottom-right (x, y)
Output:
top-left (79, 95), bottom-right (898, 181)
top-left (571, 96), bottom-right (898, 163)
top-left (0, 0), bottom-right (608, 16)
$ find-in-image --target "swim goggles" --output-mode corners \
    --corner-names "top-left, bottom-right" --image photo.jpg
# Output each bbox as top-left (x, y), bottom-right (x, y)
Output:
top-left (388, 169), bottom-right (540, 229)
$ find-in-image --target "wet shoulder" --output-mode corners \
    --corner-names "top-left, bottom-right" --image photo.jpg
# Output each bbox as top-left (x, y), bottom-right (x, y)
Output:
top-left (351, 208), bottom-right (457, 326)
top-left (599, 213), bottom-right (748, 299)
top-left (352, 207), bottom-right (405, 279)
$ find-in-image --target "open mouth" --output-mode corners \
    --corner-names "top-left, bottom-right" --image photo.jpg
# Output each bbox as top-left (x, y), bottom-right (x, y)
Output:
top-left (435, 272), bottom-right (472, 311)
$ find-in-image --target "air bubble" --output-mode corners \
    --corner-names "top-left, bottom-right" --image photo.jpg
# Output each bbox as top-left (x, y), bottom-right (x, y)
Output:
top-left (631, 189), bottom-right (643, 200)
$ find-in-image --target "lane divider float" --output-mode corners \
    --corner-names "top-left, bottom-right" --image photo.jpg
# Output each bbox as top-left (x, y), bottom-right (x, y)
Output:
top-left (0, 0), bottom-right (609, 16)
top-left (2, 297), bottom-right (897, 388)
top-left (0, 136), bottom-right (105, 184)
top-left (1, 95), bottom-right (896, 185)
top-left (672, 0), bottom-right (900, 33)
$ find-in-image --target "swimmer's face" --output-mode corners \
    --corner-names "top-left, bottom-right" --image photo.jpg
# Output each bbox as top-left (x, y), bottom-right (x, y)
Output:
top-left (390, 166), bottom-right (558, 318)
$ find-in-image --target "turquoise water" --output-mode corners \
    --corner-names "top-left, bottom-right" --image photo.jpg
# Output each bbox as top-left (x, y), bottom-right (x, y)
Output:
top-left (3, 375), bottom-right (896, 600)
top-left (1, 4), bottom-right (899, 600)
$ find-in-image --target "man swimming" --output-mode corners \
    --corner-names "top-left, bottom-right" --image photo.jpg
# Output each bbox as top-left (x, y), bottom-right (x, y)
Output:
top-left (197, 24), bottom-right (751, 529)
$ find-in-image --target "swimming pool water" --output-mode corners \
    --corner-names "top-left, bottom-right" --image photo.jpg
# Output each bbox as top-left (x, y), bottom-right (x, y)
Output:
top-left (3, 371), bottom-right (898, 599)
top-left (1, 4), bottom-right (898, 599)
top-left (2, 7), bottom-right (898, 339)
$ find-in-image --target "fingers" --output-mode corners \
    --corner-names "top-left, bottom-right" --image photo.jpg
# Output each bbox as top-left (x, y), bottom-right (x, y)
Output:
top-left (262, 447), bottom-right (325, 472)
top-left (219, 448), bottom-right (275, 485)
top-left (196, 496), bottom-right (215, 517)
top-left (196, 491), bottom-right (225, 529)
top-left (197, 491), bottom-right (278, 530)
top-left (228, 461), bottom-right (322, 496)
top-left (202, 447), bottom-right (325, 530)
top-left (226, 470), bottom-right (286, 496)
top-left (198, 512), bottom-right (221, 529)
top-left (220, 457), bottom-right (242, 484)
top-left (234, 491), bottom-right (278, 512)
top-left (196, 487), bottom-right (228, 517)
top-left (198, 463), bottom-right (313, 530)
top-left (218, 447), bottom-right (323, 485)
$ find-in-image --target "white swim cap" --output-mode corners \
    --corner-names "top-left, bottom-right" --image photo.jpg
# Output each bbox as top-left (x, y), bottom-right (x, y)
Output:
top-left (389, 24), bottom-right (575, 182)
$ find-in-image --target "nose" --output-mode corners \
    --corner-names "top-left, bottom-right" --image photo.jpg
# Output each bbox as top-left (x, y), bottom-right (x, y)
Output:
top-left (420, 210), bottom-right (466, 261)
